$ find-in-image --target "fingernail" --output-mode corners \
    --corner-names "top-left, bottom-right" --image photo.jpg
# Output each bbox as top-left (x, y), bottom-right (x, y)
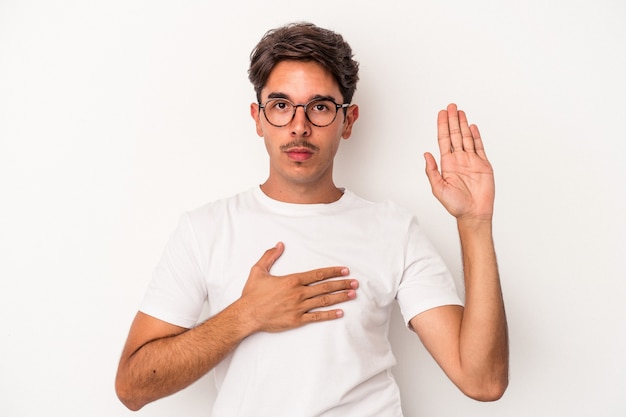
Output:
top-left (335, 310), bottom-right (344, 318)
top-left (350, 280), bottom-right (359, 289)
top-left (341, 268), bottom-right (349, 275)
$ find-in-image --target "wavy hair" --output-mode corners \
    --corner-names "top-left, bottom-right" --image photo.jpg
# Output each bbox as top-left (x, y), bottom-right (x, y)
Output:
top-left (248, 22), bottom-right (359, 103)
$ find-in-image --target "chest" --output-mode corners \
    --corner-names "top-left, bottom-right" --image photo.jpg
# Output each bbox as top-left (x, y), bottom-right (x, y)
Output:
top-left (201, 212), bottom-right (406, 328)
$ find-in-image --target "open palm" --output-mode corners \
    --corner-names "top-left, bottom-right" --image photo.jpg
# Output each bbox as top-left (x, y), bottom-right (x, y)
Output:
top-left (424, 103), bottom-right (495, 221)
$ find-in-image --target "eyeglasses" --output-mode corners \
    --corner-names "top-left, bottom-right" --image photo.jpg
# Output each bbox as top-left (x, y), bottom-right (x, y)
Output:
top-left (259, 98), bottom-right (350, 127)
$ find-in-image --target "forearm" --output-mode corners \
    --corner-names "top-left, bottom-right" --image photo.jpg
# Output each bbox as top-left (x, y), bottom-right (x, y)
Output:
top-left (457, 219), bottom-right (509, 398)
top-left (116, 301), bottom-right (255, 410)
top-left (116, 244), bottom-right (357, 410)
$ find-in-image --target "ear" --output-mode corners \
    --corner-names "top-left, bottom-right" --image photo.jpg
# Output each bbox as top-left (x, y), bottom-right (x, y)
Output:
top-left (341, 104), bottom-right (359, 139)
top-left (250, 102), bottom-right (264, 137)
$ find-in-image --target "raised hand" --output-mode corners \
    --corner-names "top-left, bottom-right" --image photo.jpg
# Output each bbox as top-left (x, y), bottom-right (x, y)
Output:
top-left (239, 242), bottom-right (359, 333)
top-left (424, 103), bottom-right (495, 222)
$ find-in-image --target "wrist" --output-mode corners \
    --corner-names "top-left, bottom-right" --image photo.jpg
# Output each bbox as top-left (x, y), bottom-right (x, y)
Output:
top-left (457, 217), bottom-right (493, 235)
top-left (221, 298), bottom-right (261, 338)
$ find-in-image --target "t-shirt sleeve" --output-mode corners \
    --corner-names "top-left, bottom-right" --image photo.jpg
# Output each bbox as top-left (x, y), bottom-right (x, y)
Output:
top-left (396, 216), bottom-right (463, 327)
top-left (139, 212), bottom-right (207, 328)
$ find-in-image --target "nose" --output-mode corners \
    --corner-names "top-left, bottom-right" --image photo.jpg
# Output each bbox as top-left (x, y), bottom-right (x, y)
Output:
top-left (290, 105), bottom-right (311, 137)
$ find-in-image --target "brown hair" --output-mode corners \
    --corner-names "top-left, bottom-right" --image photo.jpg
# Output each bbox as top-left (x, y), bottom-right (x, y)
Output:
top-left (248, 22), bottom-right (359, 103)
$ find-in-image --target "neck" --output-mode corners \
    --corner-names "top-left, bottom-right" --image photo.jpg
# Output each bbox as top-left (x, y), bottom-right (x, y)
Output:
top-left (259, 180), bottom-right (343, 204)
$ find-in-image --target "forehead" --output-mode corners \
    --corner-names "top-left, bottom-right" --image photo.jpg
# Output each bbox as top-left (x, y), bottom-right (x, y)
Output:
top-left (261, 60), bottom-right (341, 101)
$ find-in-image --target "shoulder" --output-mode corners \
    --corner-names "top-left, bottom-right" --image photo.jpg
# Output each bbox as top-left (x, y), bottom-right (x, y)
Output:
top-left (184, 187), bottom-right (257, 225)
top-left (342, 190), bottom-right (419, 237)
top-left (345, 190), bottom-right (415, 220)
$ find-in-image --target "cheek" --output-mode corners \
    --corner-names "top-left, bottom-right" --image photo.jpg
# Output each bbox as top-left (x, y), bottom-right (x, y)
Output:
top-left (324, 136), bottom-right (343, 158)
top-left (263, 135), bottom-right (284, 160)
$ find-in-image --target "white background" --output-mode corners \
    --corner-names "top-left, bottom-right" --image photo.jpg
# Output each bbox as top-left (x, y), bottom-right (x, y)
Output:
top-left (1, 1), bottom-right (625, 416)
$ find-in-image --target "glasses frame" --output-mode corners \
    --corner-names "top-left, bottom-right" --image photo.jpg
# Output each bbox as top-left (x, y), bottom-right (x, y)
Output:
top-left (258, 98), bottom-right (350, 128)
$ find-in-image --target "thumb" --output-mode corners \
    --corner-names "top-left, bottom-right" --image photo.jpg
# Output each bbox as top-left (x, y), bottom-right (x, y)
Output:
top-left (255, 241), bottom-right (285, 273)
top-left (424, 152), bottom-right (442, 188)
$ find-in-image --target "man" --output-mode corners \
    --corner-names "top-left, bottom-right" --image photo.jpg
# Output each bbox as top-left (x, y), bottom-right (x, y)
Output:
top-left (115, 22), bottom-right (508, 416)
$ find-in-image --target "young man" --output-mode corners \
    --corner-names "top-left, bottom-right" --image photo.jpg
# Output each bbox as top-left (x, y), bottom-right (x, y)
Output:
top-left (116, 22), bottom-right (508, 416)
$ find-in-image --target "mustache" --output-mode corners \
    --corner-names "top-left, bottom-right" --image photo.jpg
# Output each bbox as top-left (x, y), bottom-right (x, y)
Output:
top-left (280, 140), bottom-right (319, 152)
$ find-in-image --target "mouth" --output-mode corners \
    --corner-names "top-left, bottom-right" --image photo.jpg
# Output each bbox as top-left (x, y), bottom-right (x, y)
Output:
top-left (284, 147), bottom-right (314, 162)
top-left (281, 141), bottom-right (319, 162)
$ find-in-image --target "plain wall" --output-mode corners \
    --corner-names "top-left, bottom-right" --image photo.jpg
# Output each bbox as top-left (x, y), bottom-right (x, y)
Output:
top-left (1, 1), bottom-right (625, 416)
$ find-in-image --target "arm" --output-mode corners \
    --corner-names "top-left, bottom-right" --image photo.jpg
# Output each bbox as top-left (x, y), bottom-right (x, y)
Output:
top-left (115, 242), bottom-right (358, 410)
top-left (410, 103), bottom-right (508, 401)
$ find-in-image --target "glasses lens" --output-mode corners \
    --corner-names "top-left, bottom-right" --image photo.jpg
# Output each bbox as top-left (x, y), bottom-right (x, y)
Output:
top-left (263, 99), bottom-right (293, 127)
top-left (306, 99), bottom-right (337, 127)
top-left (262, 98), bottom-right (340, 127)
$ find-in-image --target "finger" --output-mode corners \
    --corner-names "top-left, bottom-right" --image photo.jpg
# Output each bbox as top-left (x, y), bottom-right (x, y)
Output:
top-left (459, 110), bottom-right (475, 152)
top-left (296, 266), bottom-right (350, 286)
top-left (437, 109), bottom-right (452, 157)
top-left (303, 278), bottom-right (358, 299)
top-left (446, 103), bottom-right (463, 153)
top-left (424, 152), bottom-right (444, 191)
top-left (301, 309), bottom-right (346, 323)
top-left (254, 242), bottom-right (285, 273)
top-left (470, 124), bottom-right (488, 159)
top-left (303, 287), bottom-right (357, 312)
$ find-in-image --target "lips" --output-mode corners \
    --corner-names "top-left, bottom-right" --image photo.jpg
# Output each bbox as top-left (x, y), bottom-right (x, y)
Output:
top-left (285, 147), bottom-right (313, 162)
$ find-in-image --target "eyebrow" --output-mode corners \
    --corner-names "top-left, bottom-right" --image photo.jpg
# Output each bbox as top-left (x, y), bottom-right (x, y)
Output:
top-left (266, 92), bottom-right (339, 103)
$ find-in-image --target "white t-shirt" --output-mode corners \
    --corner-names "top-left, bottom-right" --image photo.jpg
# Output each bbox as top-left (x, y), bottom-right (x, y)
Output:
top-left (140, 186), bottom-right (462, 417)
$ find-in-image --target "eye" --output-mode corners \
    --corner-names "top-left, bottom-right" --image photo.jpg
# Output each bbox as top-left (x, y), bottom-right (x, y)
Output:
top-left (269, 99), bottom-right (292, 112)
top-left (309, 100), bottom-right (333, 113)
